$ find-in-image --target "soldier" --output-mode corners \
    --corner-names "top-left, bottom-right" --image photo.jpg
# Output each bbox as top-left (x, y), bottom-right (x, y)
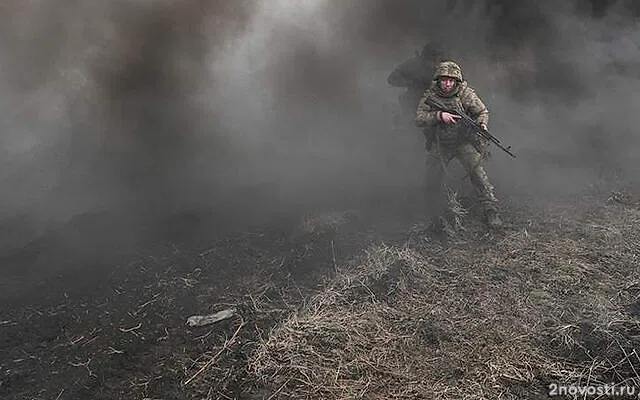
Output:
top-left (415, 61), bottom-right (502, 229)
top-left (387, 43), bottom-right (445, 119)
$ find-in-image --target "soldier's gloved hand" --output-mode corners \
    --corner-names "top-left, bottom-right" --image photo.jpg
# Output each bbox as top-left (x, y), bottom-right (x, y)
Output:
top-left (439, 112), bottom-right (461, 124)
top-left (480, 123), bottom-right (488, 132)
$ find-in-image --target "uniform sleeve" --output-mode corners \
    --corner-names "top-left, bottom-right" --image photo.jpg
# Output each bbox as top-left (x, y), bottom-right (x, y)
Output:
top-left (415, 90), bottom-right (441, 127)
top-left (461, 87), bottom-right (489, 127)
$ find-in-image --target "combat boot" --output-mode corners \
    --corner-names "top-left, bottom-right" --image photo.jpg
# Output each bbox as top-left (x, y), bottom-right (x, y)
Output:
top-left (484, 209), bottom-right (502, 229)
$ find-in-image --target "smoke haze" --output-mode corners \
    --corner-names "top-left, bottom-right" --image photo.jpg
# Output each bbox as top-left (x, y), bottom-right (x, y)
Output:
top-left (0, 0), bottom-right (639, 248)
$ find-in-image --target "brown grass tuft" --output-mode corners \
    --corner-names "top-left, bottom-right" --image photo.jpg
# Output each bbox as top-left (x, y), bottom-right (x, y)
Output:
top-left (247, 198), bottom-right (640, 399)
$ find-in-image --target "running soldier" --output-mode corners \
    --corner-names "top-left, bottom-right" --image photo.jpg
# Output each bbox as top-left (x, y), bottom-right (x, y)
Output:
top-left (415, 60), bottom-right (502, 230)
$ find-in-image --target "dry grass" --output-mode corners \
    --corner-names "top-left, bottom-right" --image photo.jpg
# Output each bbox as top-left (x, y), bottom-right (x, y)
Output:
top-left (295, 211), bottom-right (354, 237)
top-left (247, 196), bottom-right (640, 399)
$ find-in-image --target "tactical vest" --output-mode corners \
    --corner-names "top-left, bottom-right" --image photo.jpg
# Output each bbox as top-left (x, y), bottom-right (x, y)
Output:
top-left (429, 83), bottom-right (469, 147)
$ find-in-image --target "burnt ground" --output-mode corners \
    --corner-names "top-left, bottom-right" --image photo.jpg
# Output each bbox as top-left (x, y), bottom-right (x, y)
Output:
top-left (1, 184), bottom-right (640, 399)
top-left (0, 188), bottom-right (423, 400)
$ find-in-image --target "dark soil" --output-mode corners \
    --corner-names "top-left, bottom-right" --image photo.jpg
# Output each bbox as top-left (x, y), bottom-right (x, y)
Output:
top-left (0, 190), bottom-right (423, 400)
top-left (2, 185), bottom-right (639, 399)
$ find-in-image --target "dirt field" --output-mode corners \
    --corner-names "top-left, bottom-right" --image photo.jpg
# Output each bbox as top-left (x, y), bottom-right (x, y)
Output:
top-left (1, 185), bottom-right (639, 399)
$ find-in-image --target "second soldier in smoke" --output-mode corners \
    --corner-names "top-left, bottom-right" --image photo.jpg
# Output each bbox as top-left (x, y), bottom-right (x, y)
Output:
top-left (387, 43), bottom-right (446, 120)
top-left (415, 61), bottom-right (502, 230)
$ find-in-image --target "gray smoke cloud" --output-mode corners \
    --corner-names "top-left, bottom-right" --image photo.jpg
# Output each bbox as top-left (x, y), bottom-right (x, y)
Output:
top-left (208, 0), bottom-right (640, 207)
top-left (484, 3), bottom-right (640, 199)
top-left (0, 0), bottom-right (638, 248)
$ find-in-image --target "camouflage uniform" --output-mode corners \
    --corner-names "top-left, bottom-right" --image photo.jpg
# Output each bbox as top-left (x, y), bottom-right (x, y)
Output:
top-left (387, 43), bottom-right (445, 119)
top-left (415, 61), bottom-right (501, 227)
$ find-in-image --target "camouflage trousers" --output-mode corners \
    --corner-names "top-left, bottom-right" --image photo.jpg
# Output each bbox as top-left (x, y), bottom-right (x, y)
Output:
top-left (424, 141), bottom-right (498, 217)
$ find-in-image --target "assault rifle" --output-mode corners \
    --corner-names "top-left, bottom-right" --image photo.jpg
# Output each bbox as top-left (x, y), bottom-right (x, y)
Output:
top-left (425, 96), bottom-right (516, 158)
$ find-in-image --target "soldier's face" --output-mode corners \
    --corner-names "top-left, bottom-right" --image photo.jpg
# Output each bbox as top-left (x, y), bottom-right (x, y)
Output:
top-left (439, 77), bottom-right (456, 93)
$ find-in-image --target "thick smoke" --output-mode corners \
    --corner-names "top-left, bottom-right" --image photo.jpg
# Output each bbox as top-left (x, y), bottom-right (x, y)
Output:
top-left (208, 0), bottom-right (640, 207)
top-left (0, 0), bottom-right (638, 248)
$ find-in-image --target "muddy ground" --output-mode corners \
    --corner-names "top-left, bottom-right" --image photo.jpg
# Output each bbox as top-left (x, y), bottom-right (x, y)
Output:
top-left (1, 184), bottom-right (639, 399)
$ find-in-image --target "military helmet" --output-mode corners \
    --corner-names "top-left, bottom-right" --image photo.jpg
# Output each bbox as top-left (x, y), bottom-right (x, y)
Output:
top-left (433, 61), bottom-right (463, 82)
